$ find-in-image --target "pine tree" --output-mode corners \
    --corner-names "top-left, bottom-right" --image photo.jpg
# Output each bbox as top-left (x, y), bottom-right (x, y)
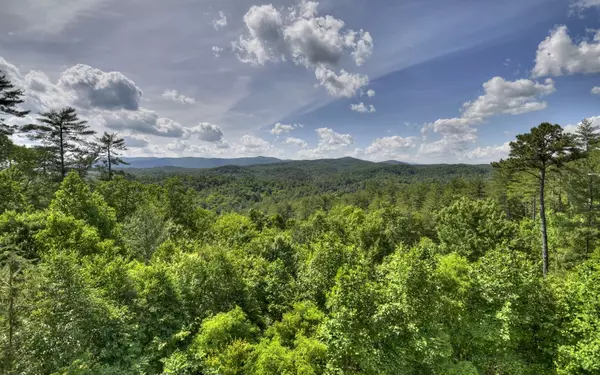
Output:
top-left (0, 72), bottom-right (29, 168)
top-left (569, 118), bottom-right (600, 255)
top-left (97, 132), bottom-right (128, 180)
top-left (21, 107), bottom-right (95, 180)
top-left (0, 72), bottom-right (29, 137)
top-left (493, 123), bottom-right (581, 277)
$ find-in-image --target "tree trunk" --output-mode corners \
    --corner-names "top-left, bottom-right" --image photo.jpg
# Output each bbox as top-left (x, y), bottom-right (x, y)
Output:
top-left (59, 125), bottom-right (65, 179)
top-left (107, 147), bottom-right (112, 180)
top-left (587, 173), bottom-right (594, 255)
top-left (540, 168), bottom-right (549, 278)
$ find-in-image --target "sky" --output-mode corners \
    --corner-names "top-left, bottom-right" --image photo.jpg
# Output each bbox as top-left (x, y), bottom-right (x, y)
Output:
top-left (1, 0), bottom-right (600, 163)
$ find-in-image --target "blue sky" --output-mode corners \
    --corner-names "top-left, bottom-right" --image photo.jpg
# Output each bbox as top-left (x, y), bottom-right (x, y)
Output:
top-left (1, 0), bottom-right (600, 163)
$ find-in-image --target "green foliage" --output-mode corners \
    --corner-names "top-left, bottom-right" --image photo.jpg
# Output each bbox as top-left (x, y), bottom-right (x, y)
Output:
top-left (437, 198), bottom-right (516, 260)
top-left (554, 254), bottom-right (600, 374)
top-left (50, 172), bottom-right (118, 239)
top-left (191, 307), bottom-right (258, 375)
top-left (3, 123), bottom-right (600, 374)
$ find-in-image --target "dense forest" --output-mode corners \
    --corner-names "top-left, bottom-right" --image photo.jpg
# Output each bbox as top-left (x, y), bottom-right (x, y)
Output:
top-left (2, 71), bottom-right (600, 375)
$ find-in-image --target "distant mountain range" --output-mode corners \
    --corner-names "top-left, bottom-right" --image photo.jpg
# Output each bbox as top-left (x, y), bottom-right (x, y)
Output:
top-left (121, 156), bottom-right (284, 169)
top-left (121, 156), bottom-right (412, 169)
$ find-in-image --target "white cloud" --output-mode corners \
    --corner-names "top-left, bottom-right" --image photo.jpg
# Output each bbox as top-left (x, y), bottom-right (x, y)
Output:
top-left (316, 127), bottom-right (353, 148)
top-left (184, 123), bottom-right (224, 142)
top-left (58, 64), bottom-right (143, 110)
top-left (0, 58), bottom-right (74, 112)
top-left (351, 30), bottom-right (374, 67)
top-left (213, 11), bottom-right (228, 30)
top-left (284, 136), bottom-right (308, 148)
top-left (91, 109), bottom-right (185, 138)
top-left (298, 127), bottom-right (353, 159)
top-left (315, 67), bottom-right (369, 97)
top-left (592, 86), bottom-right (600, 95)
top-left (161, 89), bottom-right (195, 104)
top-left (233, 5), bottom-right (286, 66)
top-left (123, 134), bottom-right (150, 148)
top-left (532, 26), bottom-right (600, 77)
top-left (239, 135), bottom-right (282, 156)
top-left (350, 102), bottom-right (376, 113)
top-left (419, 76), bottom-right (554, 158)
top-left (564, 116), bottom-right (600, 134)
top-left (270, 122), bottom-right (296, 135)
top-left (571, 0), bottom-right (600, 10)
top-left (463, 142), bottom-right (510, 163)
top-left (233, 2), bottom-right (373, 98)
top-left (356, 136), bottom-right (417, 161)
top-left (283, 14), bottom-right (373, 67)
top-left (212, 46), bottom-right (224, 58)
top-left (461, 77), bottom-right (555, 118)
top-left (365, 89), bottom-right (376, 97)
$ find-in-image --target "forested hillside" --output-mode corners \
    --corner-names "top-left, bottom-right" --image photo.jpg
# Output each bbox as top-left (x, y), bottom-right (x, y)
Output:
top-left (2, 72), bottom-right (600, 374)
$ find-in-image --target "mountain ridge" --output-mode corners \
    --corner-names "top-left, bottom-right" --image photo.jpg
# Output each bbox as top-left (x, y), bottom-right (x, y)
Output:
top-left (121, 156), bottom-right (417, 169)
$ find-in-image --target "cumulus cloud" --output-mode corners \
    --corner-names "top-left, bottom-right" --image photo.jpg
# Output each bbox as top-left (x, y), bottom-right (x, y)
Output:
top-left (270, 122), bottom-right (302, 135)
top-left (58, 64), bottom-right (143, 110)
top-left (298, 127), bottom-right (353, 159)
top-left (461, 77), bottom-right (555, 118)
top-left (212, 46), bottom-right (224, 58)
top-left (0, 58), bottom-right (145, 113)
top-left (532, 26), bottom-right (600, 77)
top-left (213, 11), bottom-right (228, 30)
top-left (0, 57), bottom-right (74, 112)
top-left (239, 135), bottom-right (282, 156)
top-left (419, 76), bottom-right (554, 158)
top-left (285, 136), bottom-right (308, 148)
top-left (92, 109), bottom-right (185, 138)
top-left (315, 67), bottom-right (369, 97)
top-left (233, 4), bottom-right (286, 66)
top-left (184, 123), bottom-right (224, 142)
top-left (463, 142), bottom-right (510, 163)
top-left (355, 136), bottom-right (417, 161)
top-left (233, 1), bottom-right (373, 97)
top-left (592, 86), bottom-right (600, 95)
top-left (316, 127), bottom-right (353, 148)
top-left (364, 89), bottom-right (376, 97)
top-left (350, 102), bottom-right (375, 113)
top-left (123, 134), bottom-right (150, 148)
top-left (564, 116), bottom-right (600, 134)
top-left (161, 89), bottom-right (195, 104)
top-left (283, 14), bottom-right (373, 67)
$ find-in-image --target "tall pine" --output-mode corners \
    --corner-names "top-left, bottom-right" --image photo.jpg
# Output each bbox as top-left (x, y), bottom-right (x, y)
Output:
top-left (493, 123), bottom-right (580, 277)
top-left (568, 118), bottom-right (600, 256)
top-left (0, 71), bottom-right (30, 167)
top-left (0, 71), bottom-right (29, 137)
top-left (97, 132), bottom-right (128, 180)
top-left (21, 107), bottom-right (95, 180)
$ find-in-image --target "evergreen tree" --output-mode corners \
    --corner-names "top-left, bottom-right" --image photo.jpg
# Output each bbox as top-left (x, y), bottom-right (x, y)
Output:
top-left (0, 72), bottom-right (29, 137)
top-left (568, 118), bottom-right (600, 256)
top-left (494, 123), bottom-right (580, 277)
top-left (0, 72), bottom-right (30, 168)
top-left (21, 107), bottom-right (95, 180)
top-left (97, 132), bottom-right (128, 180)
